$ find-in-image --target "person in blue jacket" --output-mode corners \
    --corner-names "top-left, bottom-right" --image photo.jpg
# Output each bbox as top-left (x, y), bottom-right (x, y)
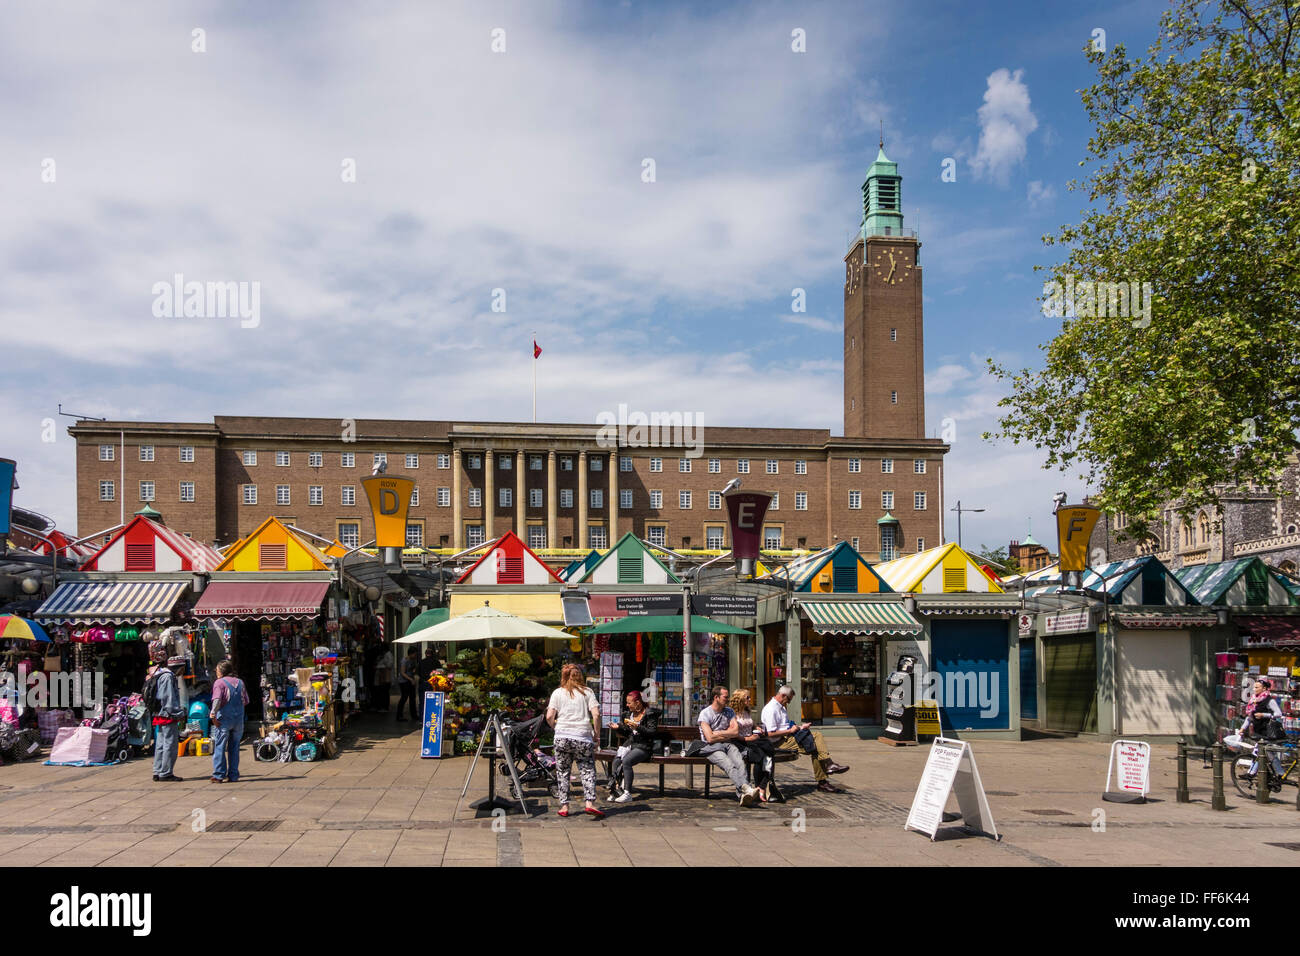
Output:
top-left (209, 660), bottom-right (249, 783)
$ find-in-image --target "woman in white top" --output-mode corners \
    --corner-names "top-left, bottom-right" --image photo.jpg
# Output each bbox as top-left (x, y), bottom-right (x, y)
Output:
top-left (546, 663), bottom-right (605, 818)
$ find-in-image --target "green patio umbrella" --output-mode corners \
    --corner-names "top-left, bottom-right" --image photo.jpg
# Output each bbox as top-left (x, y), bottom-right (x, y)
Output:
top-left (584, 614), bottom-right (752, 635)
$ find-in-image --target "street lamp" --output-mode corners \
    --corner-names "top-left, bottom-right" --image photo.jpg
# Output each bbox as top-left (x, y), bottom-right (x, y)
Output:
top-left (949, 500), bottom-right (985, 549)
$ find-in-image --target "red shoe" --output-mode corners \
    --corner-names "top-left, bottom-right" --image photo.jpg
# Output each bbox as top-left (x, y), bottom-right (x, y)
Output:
top-left (584, 806), bottom-right (606, 819)
top-left (557, 807), bottom-right (570, 817)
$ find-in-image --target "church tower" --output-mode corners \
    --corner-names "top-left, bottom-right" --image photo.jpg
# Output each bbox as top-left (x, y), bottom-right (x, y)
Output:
top-left (843, 145), bottom-right (926, 439)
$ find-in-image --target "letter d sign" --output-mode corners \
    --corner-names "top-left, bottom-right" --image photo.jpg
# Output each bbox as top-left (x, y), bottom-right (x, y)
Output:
top-left (362, 475), bottom-right (415, 548)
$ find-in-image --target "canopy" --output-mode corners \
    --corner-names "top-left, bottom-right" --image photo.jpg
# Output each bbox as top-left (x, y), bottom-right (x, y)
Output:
top-left (395, 603), bottom-right (572, 643)
top-left (36, 579), bottom-right (189, 625)
top-left (192, 581), bottom-right (330, 619)
top-left (1235, 615), bottom-right (1300, 648)
top-left (799, 601), bottom-right (920, 635)
top-left (404, 607), bottom-right (449, 636)
top-left (0, 615), bottom-right (51, 641)
top-left (584, 614), bottom-right (752, 635)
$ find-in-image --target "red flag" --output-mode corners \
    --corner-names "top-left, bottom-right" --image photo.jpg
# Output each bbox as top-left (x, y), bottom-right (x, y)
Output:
top-left (533, 340), bottom-right (542, 359)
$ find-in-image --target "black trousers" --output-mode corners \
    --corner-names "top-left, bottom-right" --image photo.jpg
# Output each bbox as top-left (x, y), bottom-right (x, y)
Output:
top-left (740, 738), bottom-right (777, 788)
top-left (396, 682), bottom-right (419, 720)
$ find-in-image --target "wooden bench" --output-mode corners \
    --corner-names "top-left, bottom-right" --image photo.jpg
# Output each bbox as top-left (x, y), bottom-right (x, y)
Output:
top-left (595, 725), bottom-right (797, 800)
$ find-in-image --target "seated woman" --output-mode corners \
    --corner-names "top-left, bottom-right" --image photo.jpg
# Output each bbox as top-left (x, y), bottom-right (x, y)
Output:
top-left (607, 690), bottom-right (659, 803)
top-left (731, 689), bottom-right (777, 802)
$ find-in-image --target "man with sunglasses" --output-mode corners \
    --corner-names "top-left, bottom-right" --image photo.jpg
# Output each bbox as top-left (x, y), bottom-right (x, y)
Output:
top-left (761, 685), bottom-right (849, 793)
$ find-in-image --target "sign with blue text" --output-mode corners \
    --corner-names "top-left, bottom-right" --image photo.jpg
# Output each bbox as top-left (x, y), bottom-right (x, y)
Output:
top-left (421, 690), bottom-right (445, 758)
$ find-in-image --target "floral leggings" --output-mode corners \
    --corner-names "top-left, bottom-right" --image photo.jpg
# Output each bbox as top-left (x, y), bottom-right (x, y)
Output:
top-left (553, 736), bottom-right (598, 805)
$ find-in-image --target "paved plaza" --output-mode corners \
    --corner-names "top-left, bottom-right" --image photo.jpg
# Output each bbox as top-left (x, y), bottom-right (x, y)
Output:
top-left (2, 717), bottom-right (1298, 867)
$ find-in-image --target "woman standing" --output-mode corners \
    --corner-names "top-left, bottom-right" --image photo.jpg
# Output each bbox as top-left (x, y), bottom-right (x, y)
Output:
top-left (732, 689), bottom-right (777, 802)
top-left (210, 660), bottom-right (249, 783)
top-left (545, 663), bottom-right (605, 818)
top-left (608, 690), bottom-right (659, 802)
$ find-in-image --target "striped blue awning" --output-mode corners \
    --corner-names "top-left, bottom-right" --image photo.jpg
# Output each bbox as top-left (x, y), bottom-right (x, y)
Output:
top-left (35, 580), bottom-right (189, 625)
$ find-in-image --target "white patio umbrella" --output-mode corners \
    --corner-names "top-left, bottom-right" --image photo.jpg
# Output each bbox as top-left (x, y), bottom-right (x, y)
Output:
top-left (393, 602), bottom-right (571, 644)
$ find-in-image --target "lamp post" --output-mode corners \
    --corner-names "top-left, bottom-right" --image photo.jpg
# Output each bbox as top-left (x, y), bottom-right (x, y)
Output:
top-left (949, 500), bottom-right (984, 549)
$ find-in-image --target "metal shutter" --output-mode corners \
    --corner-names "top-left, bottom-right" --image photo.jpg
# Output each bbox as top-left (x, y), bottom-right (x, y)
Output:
top-left (1043, 634), bottom-right (1097, 733)
top-left (1116, 631), bottom-right (1192, 735)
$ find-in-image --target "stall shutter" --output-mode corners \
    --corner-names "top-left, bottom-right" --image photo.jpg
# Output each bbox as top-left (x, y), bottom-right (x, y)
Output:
top-left (1117, 631), bottom-right (1192, 735)
top-left (929, 620), bottom-right (1010, 731)
top-left (1019, 639), bottom-right (1038, 720)
top-left (124, 542), bottom-right (154, 572)
top-left (1043, 634), bottom-right (1097, 733)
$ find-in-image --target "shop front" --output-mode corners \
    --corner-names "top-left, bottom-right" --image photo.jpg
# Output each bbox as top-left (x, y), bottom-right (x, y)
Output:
top-left (914, 596), bottom-right (1021, 740)
top-left (1105, 610), bottom-right (1221, 740)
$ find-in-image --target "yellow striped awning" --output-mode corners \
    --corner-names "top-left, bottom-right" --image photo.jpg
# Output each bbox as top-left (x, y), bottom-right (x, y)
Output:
top-left (35, 580), bottom-right (189, 625)
top-left (800, 601), bottom-right (921, 635)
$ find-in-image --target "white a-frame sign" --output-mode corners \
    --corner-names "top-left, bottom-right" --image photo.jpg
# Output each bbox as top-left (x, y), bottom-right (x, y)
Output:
top-left (904, 737), bottom-right (1000, 841)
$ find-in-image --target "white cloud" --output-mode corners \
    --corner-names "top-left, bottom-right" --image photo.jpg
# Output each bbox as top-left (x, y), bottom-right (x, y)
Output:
top-left (1027, 180), bottom-right (1056, 207)
top-left (969, 68), bottom-right (1038, 186)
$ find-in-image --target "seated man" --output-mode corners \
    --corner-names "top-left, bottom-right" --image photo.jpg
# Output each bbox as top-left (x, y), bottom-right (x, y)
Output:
top-left (697, 686), bottom-right (759, 807)
top-left (761, 685), bottom-right (849, 793)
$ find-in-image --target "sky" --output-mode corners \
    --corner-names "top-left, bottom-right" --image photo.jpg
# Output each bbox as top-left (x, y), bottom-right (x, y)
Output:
top-left (0, 0), bottom-right (1172, 557)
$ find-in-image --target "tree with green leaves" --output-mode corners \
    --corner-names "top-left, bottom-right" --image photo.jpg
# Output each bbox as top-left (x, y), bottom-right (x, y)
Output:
top-left (975, 544), bottom-right (1023, 576)
top-left (987, 0), bottom-right (1299, 540)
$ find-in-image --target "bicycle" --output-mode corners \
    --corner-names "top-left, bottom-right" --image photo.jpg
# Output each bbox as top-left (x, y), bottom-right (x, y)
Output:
top-left (1228, 735), bottom-right (1299, 798)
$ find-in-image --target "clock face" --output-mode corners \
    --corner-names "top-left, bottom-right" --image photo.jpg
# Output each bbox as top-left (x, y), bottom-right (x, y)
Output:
top-left (872, 247), bottom-right (913, 286)
top-left (844, 258), bottom-right (861, 294)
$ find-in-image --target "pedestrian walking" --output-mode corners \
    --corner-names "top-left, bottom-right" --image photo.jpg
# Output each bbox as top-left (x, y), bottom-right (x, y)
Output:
top-left (209, 660), bottom-right (249, 783)
top-left (396, 649), bottom-right (420, 721)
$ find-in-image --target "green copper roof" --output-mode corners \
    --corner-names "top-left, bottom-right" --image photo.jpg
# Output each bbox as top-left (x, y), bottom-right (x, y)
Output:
top-left (134, 504), bottom-right (163, 521)
top-left (1022, 533), bottom-right (1040, 547)
top-left (862, 145), bottom-right (903, 236)
top-left (877, 512), bottom-right (898, 525)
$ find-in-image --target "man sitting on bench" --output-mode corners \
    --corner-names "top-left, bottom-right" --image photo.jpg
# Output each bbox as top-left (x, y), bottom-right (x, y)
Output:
top-left (698, 686), bottom-right (760, 807)
top-left (761, 685), bottom-right (849, 794)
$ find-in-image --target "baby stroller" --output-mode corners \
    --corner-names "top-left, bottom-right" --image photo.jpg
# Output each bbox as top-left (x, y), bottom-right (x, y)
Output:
top-left (84, 697), bottom-right (132, 764)
top-left (497, 713), bottom-right (558, 800)
top-left (123, 692), bottom-right (152, 756)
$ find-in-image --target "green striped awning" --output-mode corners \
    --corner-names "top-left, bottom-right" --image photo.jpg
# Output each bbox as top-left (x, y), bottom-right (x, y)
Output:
top-left (35, 580), bottom-right (189, 625)
top-left (800, 601), bottom-right (921, 635)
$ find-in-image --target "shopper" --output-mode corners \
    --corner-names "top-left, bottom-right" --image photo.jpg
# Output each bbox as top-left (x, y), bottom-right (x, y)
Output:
top-left (418, 647), bottom-right (441, 688)
top-left (761, 685), bottom-right (849, 793)
top-left (731, 689), bottom-right (777, 802)
top-left (149, 656), bottom-right (188, 782)
top-left (607, 690), bottom-right (659, 802)
top-left (546, 663), bottom-right (605, 818)
top-left (209, 660), bottom-right (249, 784)
top-left (373, 645), bottom-right (393, 713)
top-left (396, 649), bottom-right (420, 721)
top-left (698, 686), bottom-right (759, 806)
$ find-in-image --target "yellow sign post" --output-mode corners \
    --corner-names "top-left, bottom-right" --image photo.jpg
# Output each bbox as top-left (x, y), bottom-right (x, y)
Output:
top-left (1056, 505), bottom-right (1100, 573)
top-left (362, 475), bottom-right (415, 548)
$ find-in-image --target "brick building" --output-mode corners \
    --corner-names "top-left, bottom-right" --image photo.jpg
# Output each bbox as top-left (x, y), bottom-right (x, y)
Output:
top-left (70, 147), bottom-right (949, 560)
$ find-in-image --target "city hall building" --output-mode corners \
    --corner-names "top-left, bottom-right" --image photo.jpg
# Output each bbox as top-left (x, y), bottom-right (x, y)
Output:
top-left (71, 149), bottom-right (949, 562)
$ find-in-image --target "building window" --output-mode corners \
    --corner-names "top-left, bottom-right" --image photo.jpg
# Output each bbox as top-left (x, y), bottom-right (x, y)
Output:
top-left (410, 487), bottom-right (420, 507)
top-left (500, 455), bottom-right (512, 470)
top-left (737, 459), bottom-right (750, 474)
top-left (679, 491), bottom-right (692, 509)
top-left (372, 453), bottom-right (387, 470)
top-left (764, 527), bottom-right (782, 549)
top-left (882, 491), bottom-right (894, 510)
top-left (308, 452), bottom-right (322, 468)
top-left (466, 488), bottom-right (481, 509)
top-left (708, 458), bottom-right (721, 474)
top-left (242, 450), bottom-right (257, 466)
top-left (559, 456), bottom-right (573, 471)
top-left (880, 526), bottom-right (897, 561)
top-left (500, 488), bottom-right (512, 508)
top-left (1198, 512), bottom-right (1210, 545)
top-left (406, 523), bottom-right (424, 548)
top-left (273, 485), bottom-right (288, 505)
top-left (851, 537), bottom-right (860, 550)
top-left (620, 457), bottom-right (632, 472)
top-left (341, 452), bottom-right (355, 468)
top-left (437, 487), bottom-right (450, 507)
top-left (406, 454), bottom-right (419, 469)
top-left (466, 525), bottom-right (485, 547)
top-left (309, 486), bottom-right (323, 506)
top-left (98, 480), bottom-right (115, 501)
top-left (243, 485), bottom-right (257, 505)
top-left (766, 459), bottom-right (778, 474)
top-left (341, 486), bottom-right (355, 506)
top-left (650, 458), bottom-right (663, 472)
top-left (917, 537), bottom-right (925, 552)
top-left (179, 446), bottom-right (194, 462)
top-left (647, 526), bottom-right (666, 547)
top-left (275, 451), bottom-right (290, 467)
top-left (531, 456), bottom-right (544, 471)
top-left (649, 490), bottom-right (662, 510)
top-left (679, 458), bottom-right (691, 473)
top-left (438, 454), bottom-right (451, 469)
top-left (530, 488), bottom-right (543, 508)
top-left (881, 458), bottom-right (894, 473)
top-left (528, 525), bottom-right (546, 549)
top-left (890, 328), bottom-right (897, 341)
top-left (848, 491), bottom-right (862, 510)
top-left (620, 489), bottom-right (633, 509)
top-left (848, 458), bottom-right (861, 473)
top-left (559, 489), bottom-right (573, 509)
top-left (589, 526), bottom-right (608, 549)
top-left (914, 492), bottom-right (927, 510)
top-left (770, 493), bottom-right (779, 511)
top-left (139, 481), bottom-right (155, 502)
top-left (706, 527), bottom-right (725, 550)
top-left (590, 457), bottom-right (603, 472)
top-left (99, 445), bottom-right (115, 461)
top-left (467, 454), bottom-right (482, 470)
top-left (795, 459), bottom-right (807, 475)
top-left (891, 391), bottom-right (898, 404)
top-left (708, 491), bottom-right (721, 510)
top-left (139, 445), bottom-right (154, 462)
top-left (796, 492), bottom-right (808, 510)
top-left (914, 459), bottom-right (926, 474)
top-left (179, 481), bottom-right (195, 502)
top-left (590, 490), bottom-right (603, 509)
top-left (338, 523), bottom-right (360, 548)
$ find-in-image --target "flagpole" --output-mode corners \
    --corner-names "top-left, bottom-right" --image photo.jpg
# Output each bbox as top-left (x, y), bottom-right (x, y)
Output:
top-left (532, 331), bottom-right (537, 423)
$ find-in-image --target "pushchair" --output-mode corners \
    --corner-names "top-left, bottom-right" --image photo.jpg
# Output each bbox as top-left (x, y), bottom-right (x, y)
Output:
top-left (124, 693), bottom-right (153, 756)
top-left (84, 696), bottom-right (132, 764)
top-left (497, 713), bottom-right (558, 800)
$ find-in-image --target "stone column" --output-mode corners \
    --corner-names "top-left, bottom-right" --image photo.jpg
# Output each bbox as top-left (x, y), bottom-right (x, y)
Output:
top-left (608, 451), bottom-right (618, 541)
top-left (452, 448), bottom-right (463, 549)
top-left (577, 450), bottom-right (588, 550)
top-left (516, 449), bottom-right (526, 538)
top-left (547, 449), bottom-right (558, 549)
top-left (483, 450), bottom-right (494, 542)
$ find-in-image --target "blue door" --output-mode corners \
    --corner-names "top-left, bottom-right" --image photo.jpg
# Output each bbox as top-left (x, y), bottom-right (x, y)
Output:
top-left (929, 621), bottom-right (1011, 731)
top-left (1019, 639), bottom-right (1038, 720)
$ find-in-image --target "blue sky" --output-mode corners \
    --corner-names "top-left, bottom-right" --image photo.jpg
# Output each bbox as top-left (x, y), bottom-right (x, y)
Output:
top-left (0, 0), bottom-right (1171, 557)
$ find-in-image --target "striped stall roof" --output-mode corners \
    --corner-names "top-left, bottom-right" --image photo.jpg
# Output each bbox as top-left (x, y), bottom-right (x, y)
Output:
top-left (799, 601), bottom-right (921, 635)
top-left (35, 580), bottom-right (189, 624)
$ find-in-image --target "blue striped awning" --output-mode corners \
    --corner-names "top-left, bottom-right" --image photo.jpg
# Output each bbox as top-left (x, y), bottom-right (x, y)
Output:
top-left (799, 601), bottom-right (921, 635)
top-left (35, 580), bottom-right (189, 625)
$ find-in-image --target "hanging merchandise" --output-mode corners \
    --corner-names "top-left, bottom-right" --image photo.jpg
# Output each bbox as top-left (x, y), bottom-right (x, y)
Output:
top-left (636, 633), bottom-right (643, 664)
top-left (649, 633), bottom-right (667, 660)
top-left (114, 627), bottom-right (139, 642)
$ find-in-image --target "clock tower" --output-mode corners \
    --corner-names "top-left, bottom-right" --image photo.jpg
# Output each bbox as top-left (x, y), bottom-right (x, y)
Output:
top-left (843, 145), bottom-right (925, 440)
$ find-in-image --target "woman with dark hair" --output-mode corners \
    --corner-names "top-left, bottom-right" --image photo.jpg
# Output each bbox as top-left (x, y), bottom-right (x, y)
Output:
top-left (546, 662), bottom-right (604, 818)
top-left (608, 690), bottom-right (659, 803)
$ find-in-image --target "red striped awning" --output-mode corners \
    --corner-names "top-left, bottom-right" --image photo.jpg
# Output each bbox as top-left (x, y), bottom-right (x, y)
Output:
top-left (192, 581), bottom-right (330, 620)
top-left (1237, 616), bottom-right (1300, 648)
